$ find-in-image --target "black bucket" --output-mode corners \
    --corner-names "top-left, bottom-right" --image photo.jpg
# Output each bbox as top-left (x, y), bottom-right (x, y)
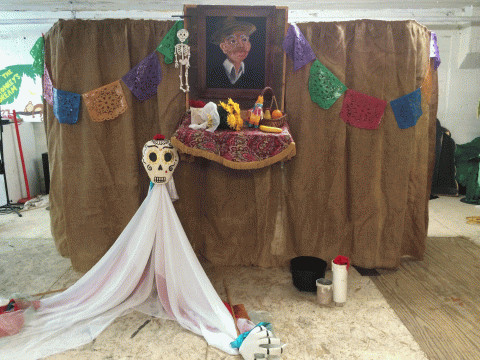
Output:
top-left (290, 256), bottom-right (327, 292)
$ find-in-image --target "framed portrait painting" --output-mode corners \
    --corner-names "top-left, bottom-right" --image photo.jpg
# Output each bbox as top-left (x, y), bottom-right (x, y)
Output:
top-left (184, 5), bottom-right (288, 110)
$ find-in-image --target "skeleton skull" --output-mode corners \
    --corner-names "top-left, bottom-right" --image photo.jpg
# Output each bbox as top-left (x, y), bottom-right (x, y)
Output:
top-left (177, 29), bottom-right (189, 43)
top-left (142, 136), bottom-right (179, 184)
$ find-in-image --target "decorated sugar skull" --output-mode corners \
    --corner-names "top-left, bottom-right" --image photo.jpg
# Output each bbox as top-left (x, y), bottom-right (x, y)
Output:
top-left (177, 29), bottom-right (189, 43)
top-left (142, 134), bottom-right (179, 184)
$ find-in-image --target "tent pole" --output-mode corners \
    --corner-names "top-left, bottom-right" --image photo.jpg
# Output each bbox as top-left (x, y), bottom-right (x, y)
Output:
top-left (12, 110), bottom-right (31, 203)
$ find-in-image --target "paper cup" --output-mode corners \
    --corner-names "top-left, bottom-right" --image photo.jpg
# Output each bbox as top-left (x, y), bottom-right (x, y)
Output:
top-left (316, 278), bottom-right (333, 306)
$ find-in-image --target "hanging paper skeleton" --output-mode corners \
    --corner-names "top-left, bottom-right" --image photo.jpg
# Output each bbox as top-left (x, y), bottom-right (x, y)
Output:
top-left (0, 135), bottom-right (284, 360)
top-left (175, 29), bottom-right (190, 93)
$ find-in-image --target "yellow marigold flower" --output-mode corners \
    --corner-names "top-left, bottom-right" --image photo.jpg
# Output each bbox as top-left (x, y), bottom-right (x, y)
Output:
top-left (227, 114), bottom-right (237, 130)
top-left (233, 102), bottom-right (241, 115)
top-left (225, 105), bottom-right (234, 114)
top-left (227, 98), bottom-right (241, 115)
top-left (219, 101), bottom-right (229, 112)
top-left (235, 114), bottom-right (243, 130)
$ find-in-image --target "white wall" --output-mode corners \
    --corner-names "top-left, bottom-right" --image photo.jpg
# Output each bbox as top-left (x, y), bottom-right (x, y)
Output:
top-left (435, 28), bottom-right (480, 145)
top-left (0, 122), bottom-right (44, 204)
top-left (0, 23), bottom-right (51, 203)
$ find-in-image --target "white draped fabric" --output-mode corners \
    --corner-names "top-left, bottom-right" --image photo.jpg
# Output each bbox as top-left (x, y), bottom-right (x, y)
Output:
top-left (0, 181), bottom-right (238, 359)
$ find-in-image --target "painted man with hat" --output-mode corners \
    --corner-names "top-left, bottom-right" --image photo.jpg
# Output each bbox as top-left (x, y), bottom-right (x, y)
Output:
top-left (207, 17), bottom-right (264, 89)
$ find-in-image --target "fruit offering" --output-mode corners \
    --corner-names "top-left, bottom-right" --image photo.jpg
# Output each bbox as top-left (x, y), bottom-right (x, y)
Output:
top-left (264, 109), bottom-right (272, 120)
top-left (259, 125), bottom-right (282, 133)
top-left (271, 109), bottom-right (283, 119)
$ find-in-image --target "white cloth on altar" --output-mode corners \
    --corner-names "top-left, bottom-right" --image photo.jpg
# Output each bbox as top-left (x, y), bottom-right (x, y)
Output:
top-left (0, 181), bottom-right (238, 359)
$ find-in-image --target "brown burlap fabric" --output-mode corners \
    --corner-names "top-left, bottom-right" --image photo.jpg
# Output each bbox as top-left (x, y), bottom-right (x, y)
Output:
top-left (44, 19), bottom-right (436, 272)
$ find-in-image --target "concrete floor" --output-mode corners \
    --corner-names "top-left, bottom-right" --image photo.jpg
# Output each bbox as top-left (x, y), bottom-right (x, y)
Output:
top-left (0, 195), bottom-right (479, 359)
top-left (427, 195), bottom-right (480, 245)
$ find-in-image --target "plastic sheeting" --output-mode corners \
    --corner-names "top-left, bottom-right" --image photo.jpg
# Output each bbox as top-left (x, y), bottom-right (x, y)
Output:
top-left (0, 181), bottom-right (238, 359)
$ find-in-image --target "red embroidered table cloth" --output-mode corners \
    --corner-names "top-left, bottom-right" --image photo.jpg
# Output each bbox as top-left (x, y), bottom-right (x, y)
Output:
top-left (171, 113), bottom-right (296, 170)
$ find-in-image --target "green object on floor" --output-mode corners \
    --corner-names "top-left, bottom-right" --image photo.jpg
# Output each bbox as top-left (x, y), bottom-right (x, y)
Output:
top-left (455, 137), bottom-right (480, 204)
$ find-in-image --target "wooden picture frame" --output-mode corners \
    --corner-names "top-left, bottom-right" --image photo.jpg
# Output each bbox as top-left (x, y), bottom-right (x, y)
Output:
top-left (184, 5), bottom-right (287, 110)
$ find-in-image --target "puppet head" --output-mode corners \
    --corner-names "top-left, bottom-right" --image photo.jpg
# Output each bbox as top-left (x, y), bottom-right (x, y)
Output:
top-left (142, 134), bottom-right (179, 184)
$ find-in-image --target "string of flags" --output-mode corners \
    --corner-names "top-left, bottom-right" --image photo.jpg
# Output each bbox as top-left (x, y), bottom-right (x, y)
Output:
top-left (121, 51), bottom-right (163, 103)
top-left (308, 60), bottom-right (347, 110)
top-left (282, 23), bottom-right (441, 130)
top-left (30, 36), bottom-right (45, 76)
top-left (282, 23), bottom-right (316, 72)
top-left (340, 89), bottom-right (387, 130)
top-left (40, 21), bottom-right (184, 125)
top-left (82, 80), bottom-right (129, 123)
top-left (39, 20), bottom-right (440, 128)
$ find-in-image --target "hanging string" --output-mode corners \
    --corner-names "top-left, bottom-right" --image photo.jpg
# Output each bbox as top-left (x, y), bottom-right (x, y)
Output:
top-left (70, 1), bottom-right (76, 20)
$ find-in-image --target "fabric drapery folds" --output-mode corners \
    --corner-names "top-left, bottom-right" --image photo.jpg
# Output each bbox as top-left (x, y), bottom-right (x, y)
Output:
top-left (390, 88), bottom-right (423, 129)
top-left (430, 32), bottom-right (441, 70)
top-left (339, 89), bottom-right (388, 130)
top-left (82, 80), bottom-right (128, 122)
top-left (53, 88), bottom-right (81, 125)
top-left (122, 51), bottom-right (162, 102)
top-left (30, 36), bottom-right (44, 76)
top-left (0, 183), bottom-right (239, 359)
top-left (309, 59), bottom-right (347, 110)
top-left (156, 20), bottom-right (184, 64)
top-left (421, 63), bottom-right (433, 104)
top-left (282, 23), bottom-right (316, 72)
top-left (42, 19), bottom-right (436, 273)
top-left (43, 64), bottom-right (53, 106)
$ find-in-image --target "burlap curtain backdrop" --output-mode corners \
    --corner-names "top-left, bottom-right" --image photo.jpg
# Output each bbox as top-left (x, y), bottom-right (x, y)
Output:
top-left (44, 19), bottom-right (436, 272)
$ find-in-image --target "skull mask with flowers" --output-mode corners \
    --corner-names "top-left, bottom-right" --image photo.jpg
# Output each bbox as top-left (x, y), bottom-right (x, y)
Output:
top-left (142, 134), bottom-right (179, 184)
